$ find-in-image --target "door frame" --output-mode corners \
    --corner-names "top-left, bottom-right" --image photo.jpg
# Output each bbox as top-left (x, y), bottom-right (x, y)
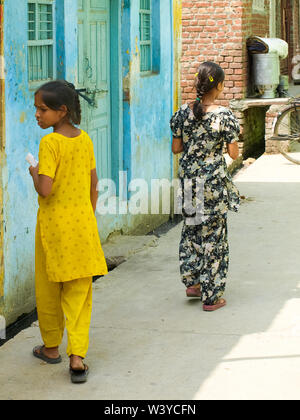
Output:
top-left (110, 0), bottom-right (122, 193)
top-left (281, 0), bottom-right (293, 79)
top-left (77, 0), bottom-right (122, 191)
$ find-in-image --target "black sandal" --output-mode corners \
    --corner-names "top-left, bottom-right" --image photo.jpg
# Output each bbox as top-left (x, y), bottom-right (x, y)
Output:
top-left (69, 363), bottom-right (89, 384)
top-left (33, 345), bottom-right (62, 364)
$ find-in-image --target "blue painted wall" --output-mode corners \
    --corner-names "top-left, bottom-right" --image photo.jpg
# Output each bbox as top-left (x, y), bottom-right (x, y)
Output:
top-left (1, 0), bottom-right (175, 324)
top-left (2, 0), bottom-right (78, 324)
top-left (122, 0), bottom-right (173, 184)
top-left (97, 0), bottom-right (174, 239)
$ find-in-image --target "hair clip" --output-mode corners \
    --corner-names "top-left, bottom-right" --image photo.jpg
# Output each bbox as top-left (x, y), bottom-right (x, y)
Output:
top-left (209, 76), bottom-right (214, 82)
top-left (196, 97), bottom-right (201, 102)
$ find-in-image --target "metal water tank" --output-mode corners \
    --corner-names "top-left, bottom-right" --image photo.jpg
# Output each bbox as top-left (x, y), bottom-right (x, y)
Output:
top-left (247, 37), bottom-right (289, 99)
top-left (252, 52), bottom-right (280, 98)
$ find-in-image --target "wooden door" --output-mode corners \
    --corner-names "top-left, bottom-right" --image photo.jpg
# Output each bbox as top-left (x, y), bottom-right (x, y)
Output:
top-left (78, 0), bottom-right (111, 180)
top-left (281, 0), bottom-right (293, 79)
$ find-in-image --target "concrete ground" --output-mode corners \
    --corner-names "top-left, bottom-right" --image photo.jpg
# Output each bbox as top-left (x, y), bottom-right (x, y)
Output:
top-left (288, 83), bottom-right (300, 98)
top-left (1, 153), bottom-right (300, 400)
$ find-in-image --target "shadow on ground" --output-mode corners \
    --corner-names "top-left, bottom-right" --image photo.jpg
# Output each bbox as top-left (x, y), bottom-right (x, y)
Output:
top-left (0, 181), bottom-right (300, 400)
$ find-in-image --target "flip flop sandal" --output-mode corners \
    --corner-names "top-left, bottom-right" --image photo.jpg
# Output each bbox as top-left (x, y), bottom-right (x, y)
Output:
top-left (69, 364), bottom-right (89, 384)
top-left (33, 345), bottom-right (62, 364)
top-left (203, 299), bottom-right (226, 312)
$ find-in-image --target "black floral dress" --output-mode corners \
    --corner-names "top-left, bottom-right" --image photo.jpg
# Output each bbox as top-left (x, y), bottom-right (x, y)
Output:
top-left (170, 104), bottom-right (240, 305)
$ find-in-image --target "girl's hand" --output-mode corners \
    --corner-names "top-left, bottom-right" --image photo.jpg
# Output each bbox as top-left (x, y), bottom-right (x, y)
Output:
top-left (227, 142), bottom-right (239, 160)
top-left (29, 163), bottom-right (53, 197)
top-left (29, 164), bottom-right (39, 177)
top-left (90, 168), bottom-right (98, 213)
top-left (172, 137), bottom-right (183, 154)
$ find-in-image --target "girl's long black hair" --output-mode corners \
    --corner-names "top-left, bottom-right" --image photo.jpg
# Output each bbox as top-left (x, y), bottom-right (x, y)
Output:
top-left (193, 62), bottom-right (225, 120)
top-left (35, 80), bottom-right (81, 125)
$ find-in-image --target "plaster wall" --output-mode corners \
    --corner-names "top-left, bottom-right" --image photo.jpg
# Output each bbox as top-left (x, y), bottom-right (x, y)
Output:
top-left (95, 0), bottom-right (176, 240)
top-left (2, 0), bottom-right (77, 324)
top-left (1, 0), bottom-right (178, 324)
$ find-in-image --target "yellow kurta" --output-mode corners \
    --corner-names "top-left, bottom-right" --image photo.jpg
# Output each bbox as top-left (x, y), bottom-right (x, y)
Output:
top-left (37, 130), bottom-right (108, 283)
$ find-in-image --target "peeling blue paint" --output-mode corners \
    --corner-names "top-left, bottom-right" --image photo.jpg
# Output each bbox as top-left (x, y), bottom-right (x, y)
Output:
top-left (121, 0), bottom-right (173, 189)
top-left (2, 0), bottom-right (78, 324)
top-left (1, 0), bottom-right (175, 325)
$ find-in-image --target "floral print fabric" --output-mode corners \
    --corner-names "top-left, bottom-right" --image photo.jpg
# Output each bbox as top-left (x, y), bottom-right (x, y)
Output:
top-left (179, 214), bottom-right (229, 304)
top-left (170, 104), bottom-right (240, 304)
top-left (170, 104), bottom-right (240, 216)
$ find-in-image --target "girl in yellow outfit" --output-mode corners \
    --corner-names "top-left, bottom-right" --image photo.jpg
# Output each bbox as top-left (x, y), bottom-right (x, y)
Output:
top-left (29, 80), bottom-right (108, 383)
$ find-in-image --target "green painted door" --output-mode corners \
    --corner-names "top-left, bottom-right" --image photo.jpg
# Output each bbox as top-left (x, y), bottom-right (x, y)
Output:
top-left (78, 0), bottom-right (111, 180)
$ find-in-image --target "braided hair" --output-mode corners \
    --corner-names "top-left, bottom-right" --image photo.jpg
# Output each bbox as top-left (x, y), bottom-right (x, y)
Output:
top-left (35, 80), bottom-right (81, 125)
top-left (193, 62), bottom-right (225, 120)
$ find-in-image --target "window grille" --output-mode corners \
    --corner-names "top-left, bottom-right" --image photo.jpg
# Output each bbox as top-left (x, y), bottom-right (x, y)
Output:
top-left (139, 0), bottom-right (152, 72)
top-left (27, 1), bottom-right (55, 82)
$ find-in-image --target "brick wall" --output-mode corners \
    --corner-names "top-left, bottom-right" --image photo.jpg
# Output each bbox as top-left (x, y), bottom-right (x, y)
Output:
top-left (265, 104), bottom-right (290, 153)
top-left (181, 0), bottom-right (270, 107)
top-left (180, 1), bottom-right (300, 158)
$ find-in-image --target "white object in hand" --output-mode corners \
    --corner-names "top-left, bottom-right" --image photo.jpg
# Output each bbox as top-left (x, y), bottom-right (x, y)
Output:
top-left (26, 153), bottom-right (38, 167)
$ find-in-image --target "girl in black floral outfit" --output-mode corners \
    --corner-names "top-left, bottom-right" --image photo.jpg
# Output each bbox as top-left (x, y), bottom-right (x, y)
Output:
top-left (170, 62), bottom-right (240, 311)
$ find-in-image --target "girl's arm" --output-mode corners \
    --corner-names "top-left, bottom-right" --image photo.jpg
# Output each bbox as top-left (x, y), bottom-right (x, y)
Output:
top-left (90, 168), bottom-right (98, 213)
top-left (227, 142), bottom-right (239, 160)
top-left (172, 137), bottom-right (183, 154)
top-left (29, 165), bottom-right (53, 198)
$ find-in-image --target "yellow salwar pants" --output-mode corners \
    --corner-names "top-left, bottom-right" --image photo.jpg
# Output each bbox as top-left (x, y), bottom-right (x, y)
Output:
top-left (35, 222), bottom-right (92, 359)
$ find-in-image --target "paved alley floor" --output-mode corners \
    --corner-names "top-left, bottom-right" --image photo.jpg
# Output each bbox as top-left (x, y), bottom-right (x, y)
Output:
top-left (1, 153), bottom-right (300, 400)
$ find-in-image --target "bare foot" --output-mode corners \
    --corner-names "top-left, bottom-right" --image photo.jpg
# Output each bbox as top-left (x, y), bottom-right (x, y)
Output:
top-left (215, 298), bottom-right (226, 304)
top-left (35, 345), bottom-right (60, 359)
top-left (186, 284), bottom-right (202, 297)
top-left (70, 354), bottom-right (85, 371)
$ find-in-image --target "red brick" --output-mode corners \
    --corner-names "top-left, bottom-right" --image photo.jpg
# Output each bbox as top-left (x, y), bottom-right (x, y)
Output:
top-left (180, 0), bottom-right (278, 106)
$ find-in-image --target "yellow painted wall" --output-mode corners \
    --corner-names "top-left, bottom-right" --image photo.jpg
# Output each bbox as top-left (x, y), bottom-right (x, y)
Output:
top-left (172, 0), bottom-right (182, 180)
top-left (173, 0), bottom-right (182, 113)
